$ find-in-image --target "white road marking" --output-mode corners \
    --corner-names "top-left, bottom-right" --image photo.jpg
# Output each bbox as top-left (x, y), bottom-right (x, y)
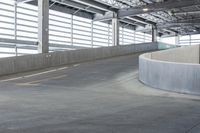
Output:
top-left (16, 74), bottom-right (67, 86)
top-left (73, 64), bottom-right (80, 67)
top-left (1, 66), bottom-right (69, 82)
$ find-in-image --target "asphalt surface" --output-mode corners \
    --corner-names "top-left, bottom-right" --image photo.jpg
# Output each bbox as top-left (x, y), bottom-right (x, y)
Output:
top-left (0, 53), bottom-right (200, 133)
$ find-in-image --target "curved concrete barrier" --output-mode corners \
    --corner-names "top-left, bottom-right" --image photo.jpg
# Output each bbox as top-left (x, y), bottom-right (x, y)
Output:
top-left (139, 45), bottom-right (200, 95)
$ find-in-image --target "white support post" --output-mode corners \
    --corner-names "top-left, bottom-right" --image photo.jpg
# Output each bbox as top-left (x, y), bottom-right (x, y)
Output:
top-left (14, 0), bottom-right (17, 56)
top-left (107, 23), bottom-right (110, 46)
top-left (112, 13), bottom-right (119, 46)
top-left (122, 27), bottom-right (124, 45)
top-left (133, 30), bottom-right (136, 44)
top-left (71, 14), bottom-right (74, 46)
top-left (38, 0), bottom-right (49, 53)
top-left (91, 21), bottom-right (93, 48)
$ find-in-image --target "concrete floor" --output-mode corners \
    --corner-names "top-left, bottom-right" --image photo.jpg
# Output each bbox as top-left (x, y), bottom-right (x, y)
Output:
top-left (0, 53), bottom-right (200, 133)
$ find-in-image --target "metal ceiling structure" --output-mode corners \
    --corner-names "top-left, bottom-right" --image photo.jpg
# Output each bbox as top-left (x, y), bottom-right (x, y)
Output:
top-left (17, 0), bottom-right (200, 37)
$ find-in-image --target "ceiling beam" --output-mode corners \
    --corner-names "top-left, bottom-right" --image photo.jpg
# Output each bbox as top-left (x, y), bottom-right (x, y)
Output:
top-left (158, 23), bottom-right (198, 29)
top-left (16, 0), bottom-right (34, 4)
top-left (174, 10), bottom-right (200, 16)
top-left (120, 18), bottom-right (146, 27)
top-left (28, 0), bottom-right (94, 19)
top-left (129, 16), bottom-right (156, 25)
top-left (157, 18), bottom-right (200, 28)
top-left (26, 0), bottom-right (162, 31)
top-left (71, 0), bottom-right (118, 12)
top-left (51, 0), bottom-right (105, 15)
top-left (94, 0), bottom-right (200, 21)
top-left (161, 31), bottom-right (200, 37)
top-left (119, 0), bottom-right (200, 17)
top-left (70, 0), bottom-right (154, 27)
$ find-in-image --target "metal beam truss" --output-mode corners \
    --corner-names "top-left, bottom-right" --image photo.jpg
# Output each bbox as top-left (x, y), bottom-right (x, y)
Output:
top-left (0, 1), bottom-right (152, 58)
top-left (94, 0), bottom-right (200, 21)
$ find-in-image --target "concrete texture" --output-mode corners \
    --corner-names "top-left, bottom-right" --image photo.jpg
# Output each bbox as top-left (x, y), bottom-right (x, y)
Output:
top-left (0, 42), bottom-right (157, 76)
top-left (139, 45), bottom-right (200, 95)
top-left (0, 53), bottom-right (200, 133)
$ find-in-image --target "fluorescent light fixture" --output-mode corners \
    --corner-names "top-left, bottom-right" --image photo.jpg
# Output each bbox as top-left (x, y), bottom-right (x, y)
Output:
top-left (143, 8), bottom-right (149, 12)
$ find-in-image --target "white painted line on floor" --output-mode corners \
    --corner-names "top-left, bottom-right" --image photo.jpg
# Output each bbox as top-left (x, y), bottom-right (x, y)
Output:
top-left (73, 64), bottom-right (80, 67)
top-left (1, 66), bottom-right (69, 82)
top-left (26, 67), bottom-right (68, 77)
top-left (16, 83), bottom-right (39, 86)
top-left (16, 74), bottom-right (67, 86)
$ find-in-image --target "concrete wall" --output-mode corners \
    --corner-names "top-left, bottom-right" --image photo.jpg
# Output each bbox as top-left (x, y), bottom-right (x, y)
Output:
top-left (0, 42), bottom-right (158, 76)
top-left (139, 45), bottom-right (200, 95)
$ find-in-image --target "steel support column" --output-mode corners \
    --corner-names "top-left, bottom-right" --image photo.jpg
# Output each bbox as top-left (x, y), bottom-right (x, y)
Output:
top-left (14, 0), bottom-right (18, 56)
top-left (91, 21), bottom-right (93, 47)
top-left (38, 0), bottom-right (49, 53)
top-left (112, 13), bottom-right (119, 46)
top-left (108, 23), bottom-right (110, 46)
top-left (71, 14), bottom-right (74, 46)
top-left (152, 25), bottom-right (157, 42)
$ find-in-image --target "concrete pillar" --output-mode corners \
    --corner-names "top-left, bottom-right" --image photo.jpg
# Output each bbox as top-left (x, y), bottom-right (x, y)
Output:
top-left (112, 13), bottom-right (119, 46)
top-left (38, 0), bottom-right (49, 53)
top-left (152, 25), bottom-right (157, 42)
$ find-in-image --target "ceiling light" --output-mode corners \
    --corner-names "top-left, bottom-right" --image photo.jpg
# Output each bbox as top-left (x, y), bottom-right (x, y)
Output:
top-left (143, 8), bottom-right (149, 12)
